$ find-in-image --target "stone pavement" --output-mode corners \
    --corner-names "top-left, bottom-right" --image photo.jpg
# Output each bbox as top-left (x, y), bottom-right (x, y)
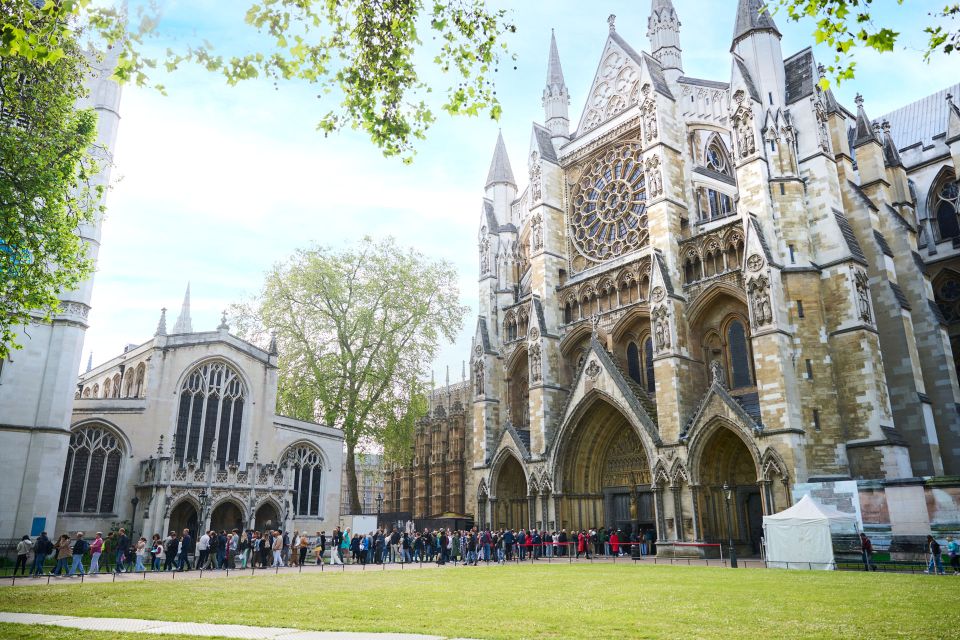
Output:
top-left (0, 612), bottom-right (476, 640)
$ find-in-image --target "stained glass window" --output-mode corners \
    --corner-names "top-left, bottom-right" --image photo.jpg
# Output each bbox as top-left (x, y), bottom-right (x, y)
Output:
top-left (174, 361), bottom-right (245, 465)
top-left (59, 425), bottom-right (122, 513)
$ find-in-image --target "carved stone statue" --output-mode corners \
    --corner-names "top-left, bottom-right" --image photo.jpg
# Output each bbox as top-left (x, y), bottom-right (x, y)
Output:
top-left (529, 343), bottom-right (542, 383)
top-left (710, 359), bottom-right (727, 388)
top-left (529, 161), bottom-right (542, 204)
top-left (531, 213), bottom-right (543, 251)
top-left (643, 100), bottom-right (658, 143)
top-left (473, 358), bottom-right (484, 396)
top-left (653, 306), bottom-right (671, 351)
top-left (855, 270), bottom-right (872, 322)
top-left (646, 154), bottom-right (663, 197)
top-left (748, 276), bottom-right (773, 326)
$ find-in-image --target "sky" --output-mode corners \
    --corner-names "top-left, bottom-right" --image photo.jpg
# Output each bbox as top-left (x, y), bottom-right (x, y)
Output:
top-left (82, 0), bottom-right (959, 383)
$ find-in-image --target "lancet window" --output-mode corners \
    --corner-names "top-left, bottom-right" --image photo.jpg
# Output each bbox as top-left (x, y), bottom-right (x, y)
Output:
top-left (58, 425), bottom-right (123, 514)
top-left (289, 445), bottom-right (324, 516)
top-left (932, 172), bottom-right (960, 241)
top-left (174, 361), bottom-right (246, 465)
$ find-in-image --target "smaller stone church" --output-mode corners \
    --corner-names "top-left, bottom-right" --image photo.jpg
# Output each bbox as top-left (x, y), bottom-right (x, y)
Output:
top-left (60, 287), bottom-right (344, 538)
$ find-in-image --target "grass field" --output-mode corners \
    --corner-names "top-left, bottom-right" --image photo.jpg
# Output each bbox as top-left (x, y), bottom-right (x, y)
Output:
top-left (4, 563), bottom-right (959, 639)
top-left (0, 625), bottom-right (224, 640)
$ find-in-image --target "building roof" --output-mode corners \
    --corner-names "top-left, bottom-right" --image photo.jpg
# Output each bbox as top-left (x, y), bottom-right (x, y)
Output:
top-left (876, 83), bottom-right (960, 151)
top-left (731, 0), bottom-right (781, 48)
top-left (486, 131), bottom-right (516, 188)
top-left (832, 209), bottom-right (868, 265)
top-left (784, 48), bottom-right (816, 105)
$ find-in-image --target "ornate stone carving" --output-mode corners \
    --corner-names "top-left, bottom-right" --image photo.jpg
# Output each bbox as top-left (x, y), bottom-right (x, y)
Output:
top-left (529, 326), bottom-right (540, 341)
top-left (473, 357), bottom-right (484, 396)
top-left (748, 275), bottom-right (773, 326)
top-left (710, 359), bottom-right (727, 388)
top-left (529, 154), bottom-right (542, 205)
top-left (651, 286), bottom-right (666, 303)
top-left (585, 359), bottom-right (602, 380)
top-left (569, 142), bottom-right (649, 263)
top-left (642, 97), bottom-right (658, 143)
top-left (531, 213), bottom-right (543, 251)
top-left (813, 96), bottom-right (830, 152)
top-left (733, 106), bottom-right (756, 159)
top-left (529, 343), bottom-right (542, 383)
top-left (645, 154), bottom-right (663, 197)
top-left (480, 238), bottom-right (491, 275)
top-left (854, 269), bottom-right (872, 322)
top-left (653, 306), bottom-right (671, 352)
top-left (59, 301), bottom-right (91, 318)
top-left (746, 253), bottom-right (765, 272)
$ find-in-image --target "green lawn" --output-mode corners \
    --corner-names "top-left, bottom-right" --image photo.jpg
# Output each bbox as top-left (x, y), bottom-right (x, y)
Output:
top-left (0, 624), bottom-right (227, 640)
top-left (4, 564), bottom-right (959, 639)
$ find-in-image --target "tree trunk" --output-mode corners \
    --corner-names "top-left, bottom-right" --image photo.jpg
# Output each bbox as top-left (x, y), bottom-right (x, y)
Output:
top-left (345, 440), bottom-right (362, 514)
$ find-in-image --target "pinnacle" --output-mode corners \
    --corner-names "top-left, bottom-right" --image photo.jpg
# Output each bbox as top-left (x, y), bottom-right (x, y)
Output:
top-left (732, 0), bottom-right (781, 49)
top-left (546, 29), bottom-right (565, 89)
top-left (485, 130), bottom-right (516, 188)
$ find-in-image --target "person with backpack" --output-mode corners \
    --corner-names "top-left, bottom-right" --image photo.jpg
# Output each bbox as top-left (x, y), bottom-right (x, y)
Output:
top-left (31, 531), bottom-right (53, 576)
top-left (164, 531), bottom-right (179, 571)
top-left (89, 533), bottom-right (104, 574)
top-left (926, 534), bottom-right (945, 575)
top-left (68, 532), bottom-right (88, 576)
top-left (53, 534), bottom-right (72, 576)
top-left (152, 534), bottom-right (164, 571)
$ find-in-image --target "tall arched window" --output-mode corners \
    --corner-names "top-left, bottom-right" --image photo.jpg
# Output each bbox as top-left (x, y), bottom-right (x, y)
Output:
top-left (290, 445), bottom-right (324, 516)
top-left (59, 425), bottom-right (123, 513)
top-left (643, 337), bottom-right (656, 394)
top-left (931, 172), bottom-right (960, 241)
top-left (102, 378), bottom-right (111, 398)
top-left (726, 319), bottom-right (754, 389)
top-left (627, 342), bottom-right (642, 385)
top-left (174, 361), bottom-right (245, 465)
top-left (705, 136), bottom-right (733, 177)
top-left (134, 363), bottom-right (145, 398)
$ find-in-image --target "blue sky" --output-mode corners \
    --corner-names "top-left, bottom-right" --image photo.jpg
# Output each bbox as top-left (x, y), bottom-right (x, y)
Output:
top-left (84, 0), bottom-right (958, 383)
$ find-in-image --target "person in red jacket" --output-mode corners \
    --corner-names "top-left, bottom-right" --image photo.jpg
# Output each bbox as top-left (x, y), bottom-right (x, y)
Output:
top-left (610, 530), bottom-right (621, 556)
top-left (577, 531), bottom-right (586, 558)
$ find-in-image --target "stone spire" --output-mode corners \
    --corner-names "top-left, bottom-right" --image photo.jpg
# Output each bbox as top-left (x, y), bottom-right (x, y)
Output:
top-left (542, 29), bottom-right (570, 139)
top-left (155, 307), bottom-right (167, 336)
top-left (172, 282), bottom-right (193, 334)
top-left (852, 93), bottom-right (879, 148)
top-left (268, 330), bottom-right (278, 355)
top-left (881, 120), bottom-right (902, 167)
top-left (485, 130), bottom-right (516, 188)
top-left (647, 0), bottom-right (683, 82)
top-left (731, 0), bottom-right (781, 48)
top-left (85, 352), bottom-right (93, 373)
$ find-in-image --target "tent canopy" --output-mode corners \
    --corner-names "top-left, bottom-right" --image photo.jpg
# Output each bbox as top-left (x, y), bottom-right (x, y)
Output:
top-left (762, 494), bottom-right (858, 570)
top-left (763, 494), bottom-right (858, 526)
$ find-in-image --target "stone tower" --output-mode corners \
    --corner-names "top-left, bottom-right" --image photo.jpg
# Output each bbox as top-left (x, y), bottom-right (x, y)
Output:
top-left (0, 47), bottom-right (122, 540)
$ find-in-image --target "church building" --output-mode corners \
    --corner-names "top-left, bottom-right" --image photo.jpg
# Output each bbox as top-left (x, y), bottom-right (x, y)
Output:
top-left (386, 0), bottom-right (960, 554)
top-left (63, 288), bottom-right (345, 538)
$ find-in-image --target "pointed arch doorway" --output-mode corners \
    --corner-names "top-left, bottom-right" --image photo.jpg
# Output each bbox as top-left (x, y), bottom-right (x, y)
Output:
top-left (255, 501), bottom-right (281, 532)
top-left (169, 501), bottom-right (199, 538)
top-left (556, 397), bottom-right (653, 538)
top-left (492, 454), bottom-right (528, 530)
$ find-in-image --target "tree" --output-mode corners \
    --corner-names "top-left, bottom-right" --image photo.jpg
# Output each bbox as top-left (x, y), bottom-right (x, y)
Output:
top-left (0, 2), bottom-right (101, 359)
top-left (234, 237), bottom-right (466, 514)
top-left (3, 1), bottom-right (516, 161)
top-left (770, 0), bottom-right (959, 86)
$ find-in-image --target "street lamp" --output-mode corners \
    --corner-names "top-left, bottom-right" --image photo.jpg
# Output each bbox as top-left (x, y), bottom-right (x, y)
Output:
top-left (198, 489), bottom-right (208, 535)
top-left (376, 493), bottom-right (383, 527)
top-left (723, 483), bottom-right (738, 568)
top-left (129, 496), bottom-right (140, 540)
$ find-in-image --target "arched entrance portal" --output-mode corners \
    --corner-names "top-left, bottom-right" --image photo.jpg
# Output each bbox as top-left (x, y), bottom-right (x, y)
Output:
top-left (169, 500), bottom-right (198, 538)
top-left (211, 501), bottom-right (245, 533)
top-left (255, 502), bottom-right (281, 532)
top-left (557, 398), bottom-right (652, 536)
top-left (695, 425), bottom-right (763, 554)
top-left (493, 455), bottom-right (528, 529)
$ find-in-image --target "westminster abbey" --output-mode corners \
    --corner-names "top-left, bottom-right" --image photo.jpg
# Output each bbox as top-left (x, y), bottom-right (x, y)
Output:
top-left (385, 0), bottom-right (960, 554)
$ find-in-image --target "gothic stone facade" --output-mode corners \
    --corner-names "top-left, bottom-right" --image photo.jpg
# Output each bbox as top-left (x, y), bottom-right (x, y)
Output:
top-left (61, 304), bottom-right (344, 539)
top-left (397, 0), bottom-right (960, 553)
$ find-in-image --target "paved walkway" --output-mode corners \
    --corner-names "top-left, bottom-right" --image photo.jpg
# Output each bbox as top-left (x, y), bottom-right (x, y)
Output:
top-left (0, 612), bottom-right (476, 640)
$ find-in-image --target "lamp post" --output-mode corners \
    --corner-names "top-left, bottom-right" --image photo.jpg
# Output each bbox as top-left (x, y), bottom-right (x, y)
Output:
top-left (376, 493), bottom-right (383, 528)
top-left (723, 483), bottom-right (738, 568)
top-left (129, 496), bottom-right (140, 540)
top-left (198, 489), bottom-right (208, 535)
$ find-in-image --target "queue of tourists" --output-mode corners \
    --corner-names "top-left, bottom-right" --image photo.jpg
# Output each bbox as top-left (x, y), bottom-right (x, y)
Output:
top-left (11, 526), bottom-right (960, 576)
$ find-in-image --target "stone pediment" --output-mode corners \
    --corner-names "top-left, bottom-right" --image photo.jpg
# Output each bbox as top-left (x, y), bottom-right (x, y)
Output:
top-left (552, 337), bottom-right (661, 452)
top-left (575, 29), bottom-right (672, 137)
top-left (679, 379), bottom-right (762, 443)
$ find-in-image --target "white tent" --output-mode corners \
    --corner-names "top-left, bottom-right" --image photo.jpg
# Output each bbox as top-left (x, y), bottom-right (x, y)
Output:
top-left (763, 494), bottom-right (859, 570)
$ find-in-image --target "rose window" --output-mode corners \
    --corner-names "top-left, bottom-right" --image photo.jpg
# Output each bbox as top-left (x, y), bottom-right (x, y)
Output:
top-left (570, 143), bottom-right (649, 262)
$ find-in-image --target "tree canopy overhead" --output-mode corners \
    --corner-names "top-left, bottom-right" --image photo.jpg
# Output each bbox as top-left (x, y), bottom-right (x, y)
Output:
top-left (4, 0), bottom-right (517, 162)
top-left (769, 0), bottom-right (959, 87)
top-left (0, 2), bottom-right (101, 359)
top-left (234, 237), bottom-right (467, 514)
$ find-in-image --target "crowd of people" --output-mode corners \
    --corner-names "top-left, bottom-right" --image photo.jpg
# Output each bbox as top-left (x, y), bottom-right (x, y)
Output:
top-left (10, 526), bottom-right (960, 576)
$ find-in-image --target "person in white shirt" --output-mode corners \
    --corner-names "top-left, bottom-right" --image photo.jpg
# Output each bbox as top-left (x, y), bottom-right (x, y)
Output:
top-left (197, 531), bottom-right (211, 570)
